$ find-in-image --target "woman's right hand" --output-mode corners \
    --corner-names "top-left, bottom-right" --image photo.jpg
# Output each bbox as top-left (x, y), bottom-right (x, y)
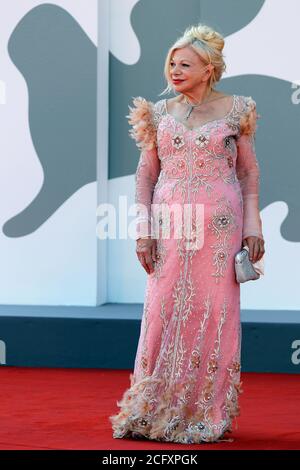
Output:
top-left (136, 236), bottom-right (158, 274)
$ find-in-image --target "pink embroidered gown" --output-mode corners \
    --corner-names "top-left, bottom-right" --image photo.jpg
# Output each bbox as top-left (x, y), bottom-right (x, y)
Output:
top-left (109, 94), bottom-right (264, 443)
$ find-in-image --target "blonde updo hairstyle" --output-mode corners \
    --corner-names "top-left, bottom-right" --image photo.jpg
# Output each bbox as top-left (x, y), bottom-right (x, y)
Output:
top-left (160, 23), bottom-right (226, 96)
top-left (127, 23), bottom-right (258, 151)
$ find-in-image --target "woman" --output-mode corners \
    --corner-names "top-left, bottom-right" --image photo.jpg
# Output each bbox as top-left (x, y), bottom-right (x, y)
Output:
top-left (109, 23), bottom-right (265, 444)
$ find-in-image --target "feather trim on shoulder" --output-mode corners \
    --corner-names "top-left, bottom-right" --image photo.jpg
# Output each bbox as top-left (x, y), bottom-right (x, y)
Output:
top-left (239, 96), bottom-right (261, 136)
top-left (126, 96), bottom-right (157, 151)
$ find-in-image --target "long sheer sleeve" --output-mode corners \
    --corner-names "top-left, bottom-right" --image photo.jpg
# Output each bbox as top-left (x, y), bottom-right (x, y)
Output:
top-left (126, 97), bottom-right (161, 240)
top-left (236, 96), bottom-right (264, 240)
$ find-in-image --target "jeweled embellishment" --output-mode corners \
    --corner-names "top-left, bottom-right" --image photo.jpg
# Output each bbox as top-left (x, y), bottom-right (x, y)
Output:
top-left (177, 159), bottom-right (186, 169)
top-left (208, 197), bottom-right (238, 284)
top-left (207, 359), bottom-right (218, 373)
top-left (141, 356), bottom-right (148, 369)
top-left (172, 134), bottom-right (185, 149)
top-left (132, 417), bottom-right (148, 427)
top-left (214, 214), bottom-right (232, 229)
top-left (202, 379), bottom-right (213, 403)
top-left (190, 422), bottom-right (205, 431)
top-left (217, 249), bottom-right (227, 261)
top-left (224, 136), bottom-right (231, 149)
top-left (191, 352), bottom-right (201, 369)
top-left (195, 158), bottom-right (205, 168)
top-left (195, 134), bottom-right (209, 147)
top-left (227, 156), bottom-right (234, 167)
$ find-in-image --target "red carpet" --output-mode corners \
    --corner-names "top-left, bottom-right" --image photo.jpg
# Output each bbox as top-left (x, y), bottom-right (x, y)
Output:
top-left (0, 367), bottom-right (299, 450)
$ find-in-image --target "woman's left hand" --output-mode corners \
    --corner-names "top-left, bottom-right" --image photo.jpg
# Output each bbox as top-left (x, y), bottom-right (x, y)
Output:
top-left (242, 236), bottom-right (265, 263)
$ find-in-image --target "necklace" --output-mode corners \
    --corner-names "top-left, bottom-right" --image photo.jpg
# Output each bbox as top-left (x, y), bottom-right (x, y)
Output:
top-left (183, 93), bottom-right (228, 121)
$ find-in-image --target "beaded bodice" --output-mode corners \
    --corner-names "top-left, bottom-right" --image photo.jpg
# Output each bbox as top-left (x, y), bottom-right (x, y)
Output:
top-left (149, 95), bottom-right (252, 188)
top-left (128, 93), bottom-right (264, 240)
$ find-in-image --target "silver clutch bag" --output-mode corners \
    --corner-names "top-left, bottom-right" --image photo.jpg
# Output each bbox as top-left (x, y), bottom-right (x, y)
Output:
top-left (235, 248), bottom-right (260, 283)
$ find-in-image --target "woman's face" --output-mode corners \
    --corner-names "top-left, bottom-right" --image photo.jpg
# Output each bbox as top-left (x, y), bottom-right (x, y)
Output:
top-left (169, 46), bottom-right (212, 92)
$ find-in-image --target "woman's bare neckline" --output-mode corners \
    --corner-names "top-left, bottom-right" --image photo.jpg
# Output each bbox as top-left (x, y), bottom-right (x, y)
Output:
top-left (171, 92), bottom-right (230, 105)
top-left (164, 93), bottom-right (236, 132)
